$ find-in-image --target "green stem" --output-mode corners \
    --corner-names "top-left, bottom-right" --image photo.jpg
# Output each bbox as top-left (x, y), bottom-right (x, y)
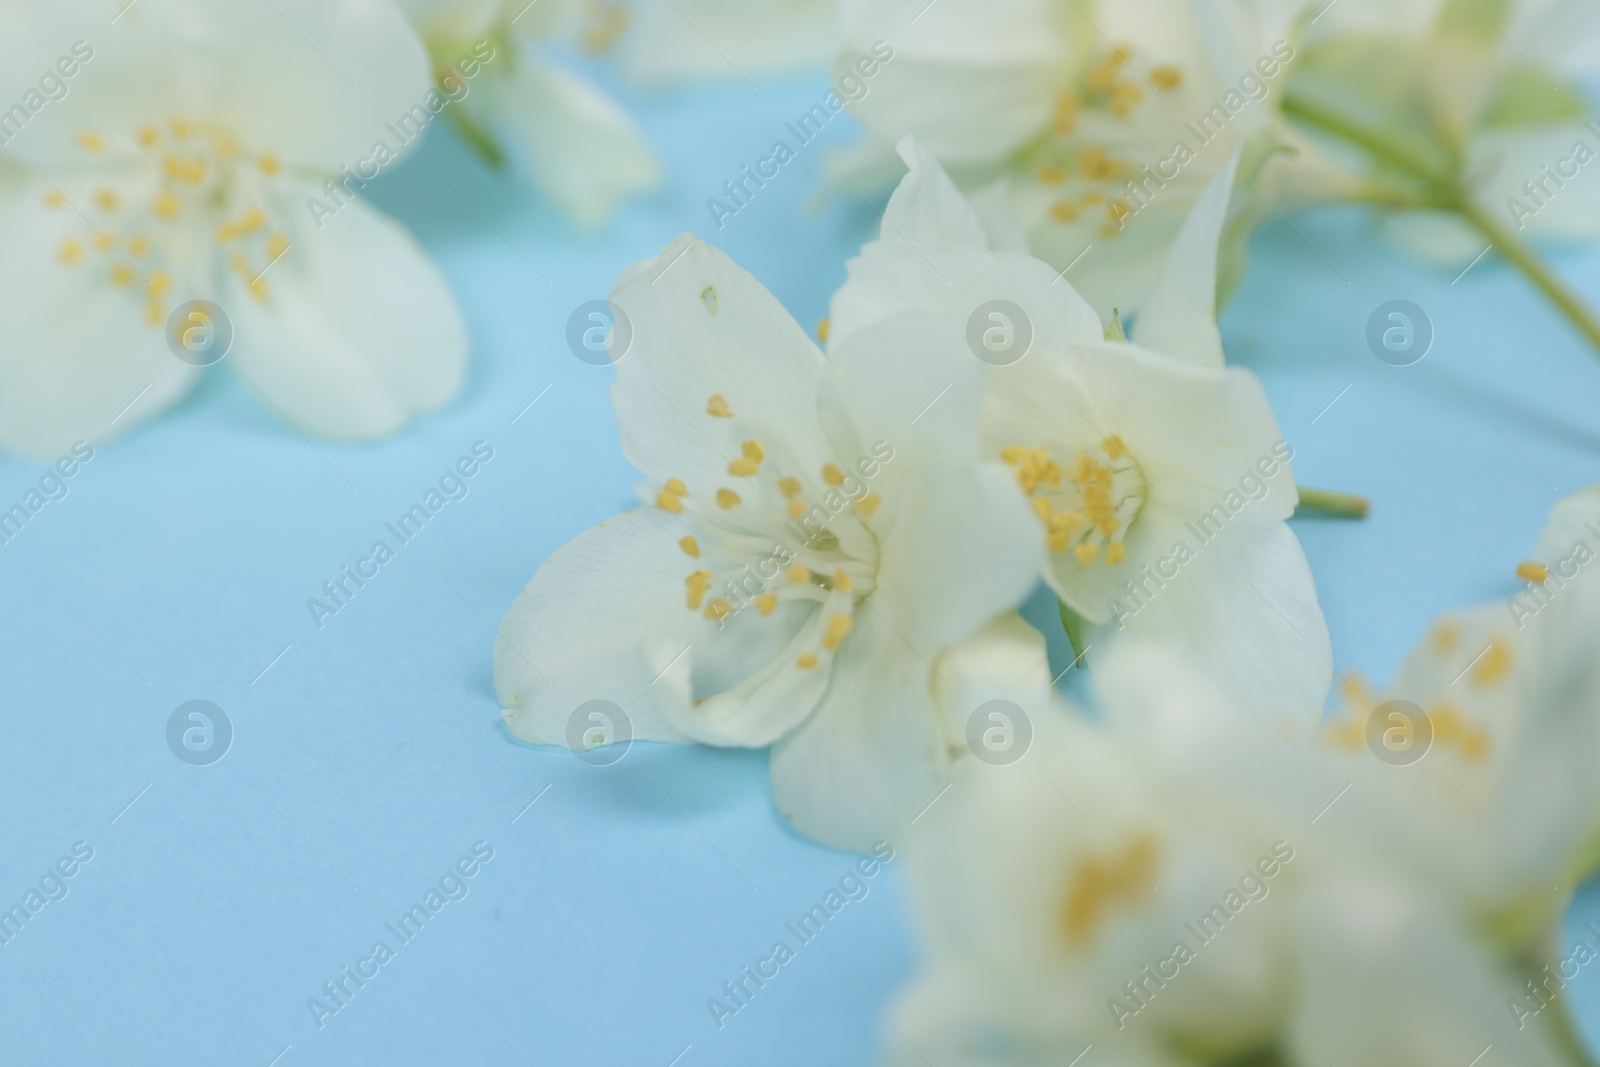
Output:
top-left (1453, 197), bottom-right (1600, 353)
top-left (1284, 92), bottom-right (1600, 356)
top-left (1296, 487), bottom-right (1369, 519)
top-left (1281, 93), bottom-right (1449, 184)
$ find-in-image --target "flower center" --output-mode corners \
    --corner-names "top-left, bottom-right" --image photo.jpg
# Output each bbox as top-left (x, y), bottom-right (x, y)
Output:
top-left (1033, 43), bottom-right (1186, 237)
top-left (659, 393), bottom-right (882, 671)
top-left (1058, 830), bottom-right (1161, 951)
top-left (46, 119), bottom-right (291, 326)
top-left (1003, 437), bottom-right (1146, 566)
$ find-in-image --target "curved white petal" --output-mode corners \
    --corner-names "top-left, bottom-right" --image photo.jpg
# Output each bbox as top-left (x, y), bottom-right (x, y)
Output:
top-left (225, 191), bottom-right (466, 440)
top-left (820, 314), bottom-right (1045, 654)
top-left (490, 55), bottom-right (660, 227)
top-left (1130, 145), bottom-right (1240, 367)
top-left (769, 610), bottom-right (946, 852)
top-left (495, 507), bottom-right (695, 746)
top-left (1084, 517), bottom-right (1332, 722)
top-left (610, 233), bottom-right (833, 495)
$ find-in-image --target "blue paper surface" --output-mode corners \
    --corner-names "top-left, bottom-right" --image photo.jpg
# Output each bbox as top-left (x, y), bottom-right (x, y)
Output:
top-left (3, 69), bottom-right (1600, 1066)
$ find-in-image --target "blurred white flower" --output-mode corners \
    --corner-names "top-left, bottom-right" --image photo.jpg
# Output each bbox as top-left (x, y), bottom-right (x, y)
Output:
top-left (623, 0), bottom-right (839, 85)
top-left (1291, 0), bottom-right (1600, 262)
top-left (887, 638), bottom-right (1590, 1067)
top-left (495, 232), bottom-right (1042, 851)
top-left (0, 0), bottom-right (467, 456)
top-left (834, 0), bottom-right (1320, 317)
top-left (399, 0), bottom-right (660, 226)
top-left (828, 139), bottom-right (1332, 719)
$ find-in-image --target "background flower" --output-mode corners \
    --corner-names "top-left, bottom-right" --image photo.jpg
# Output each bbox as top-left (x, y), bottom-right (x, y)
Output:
top-left (0, 0), bottom-right (467, 456)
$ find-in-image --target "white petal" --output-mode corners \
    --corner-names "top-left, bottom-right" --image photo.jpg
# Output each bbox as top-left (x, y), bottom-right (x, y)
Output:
top-left (489, 56), bottom-right (660, 227)
top-left (624, 0), bottom-right (838, 84)
top-left (0, 180), bottom-right (197, 457)
top-left (610, 234), bottom-right (832, 493)
top-left (1, 0), bottom-right (433, 171)
top-left (1085, 517), bottom-right (1332, 722)
top-left (224, 191), bottom-right (466, 440)
top-left (769, 610), bottom-right (946, 851)
top-left (839, 0), bottom-right (1070, 165)
top-left (820, 314), bottom-right (1045, 654)
top-left (930, 612), bottom-right (1055, 757)
top-left (495, 508), bottom-right (695, 746)
top-left (1532, 483), bottom-right (1600, 567)
top-left (1130, 145), bottom-right (1240, 368)
top-left (880, 136), bottom-right (996, 250)
top-left (1290, 878), bottom-right (1572, 1067)
top-left (643, 602), bottom-right (836, 748)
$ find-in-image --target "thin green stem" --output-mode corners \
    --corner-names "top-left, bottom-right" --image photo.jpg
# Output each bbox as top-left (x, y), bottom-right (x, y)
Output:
top-left (1453, 197), bottom-right (1600, 352)
top-left (1296, 487), bottom-right (1369, 519)
top-left (1284, 91), bottom-right (1600, 356)
top-left (1281, 93), bottom-right (1449, 184)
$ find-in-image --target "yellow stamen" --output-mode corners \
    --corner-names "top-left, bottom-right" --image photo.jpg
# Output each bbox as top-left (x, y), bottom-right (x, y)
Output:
top-left (685, 570), bottom-right (712, 610)
top-left (816, 317), bottom-right (831, 344)
top-left (1074, 543), bottom-right (1099, 565)
top-left (1049, 200), bottom-right (1080, 223)
top-left (664, 478), bottom-right (688, 497)
top-left (832, 569), bottom-right (853, 594)
top-left (259, 152), bottom-right (281, 175)
top-left (856, 494), bottom-right (881, 518)
top-left (706, 394), bottom-right (733, 418)
top-left (1039, 165), bottom-right (1068, 185)
top-left (728, 458), bottom-right (760, 477)
top-left (705, 597), bottom-right (733, 621)
top-left (778, 477), bottom-right (801, 498)
top-left (1470, 639), bottom-right (1513, 688)
top-left (1516, 561), bottom-right (1549, 584)
top-left (786, 564), bottom-right (809, 584)
top-left (147, 270), bottom-right (172, 296)
top-left (679, 537), bottom-right (700, 559)
top-left (656, 491), bottom-right (684, 514)
top-left (796, 653), bottom-right (819, 670)
top-left (43, 189), bottom-right (66, 208)
top-left (76, 132), bottom-right (106, 153)
top-left (1150, 65), bottom-right (1184, 91)
top-left (821, 613), bottom-right (853, 652)
top-left (152, 192), bottom-right (181, 218)
top-left (136, 124), bottom-right (160, 148)
top-left (94, 188), bottom-right (118, 211)
top-left (109, 264), bottom-right (134, 287)
top-left (757, 593), bottom-right (778, 616)
top-left (787, 497), bottom-right (808, 518)
top-left (1105, 542), bottom-right (1127, 565)
top-left (57, 239), bottom-right (83, 264)
top-left (126, 234), bottom-right (150, 257)
top-left (716, 488), bottom-right (741, 509)
top-left (822, 464), bottom-right (845, 487)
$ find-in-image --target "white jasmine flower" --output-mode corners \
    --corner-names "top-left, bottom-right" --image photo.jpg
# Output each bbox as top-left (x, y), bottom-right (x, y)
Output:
top-left (886, 643), bottom-right (1583, 1067)
top-left (828, 139), bottom-right (1332, 719)
top-left (494, 232), bottom-right (1042, 851)
top-left (0, 0), bottom-right (467, 457)
top-left (399, 0), bottom-right (660, 226)
top-left (623, 0), bottom-right (839, 85)
top-left (1320, 494), bottom-right (1600, 922)
top-left (835, 0), bottom-right (1313, 317)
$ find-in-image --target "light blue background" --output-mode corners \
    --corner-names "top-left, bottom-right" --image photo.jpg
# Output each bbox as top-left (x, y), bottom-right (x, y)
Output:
top-left (3, 61), bottom-right (1600, 1067)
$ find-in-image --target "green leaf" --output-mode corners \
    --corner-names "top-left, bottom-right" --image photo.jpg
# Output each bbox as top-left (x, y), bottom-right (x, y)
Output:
top-left (1057, 598), bottom-right (1089, 668)
top-left (1481, 64), bottom-right (1589, 128)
